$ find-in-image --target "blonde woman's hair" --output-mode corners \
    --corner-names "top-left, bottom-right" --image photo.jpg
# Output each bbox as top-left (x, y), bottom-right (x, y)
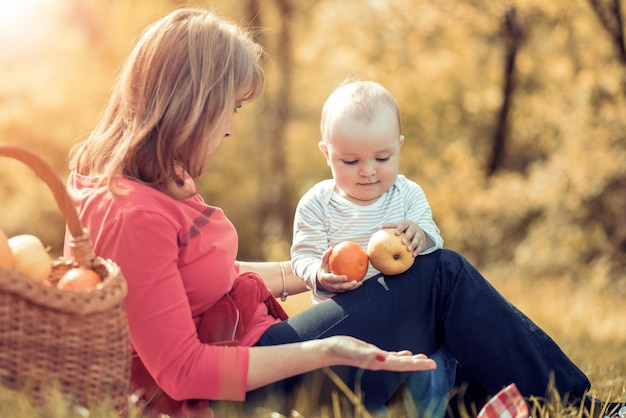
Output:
top-left (320, 79), bottom-right (400, 142)
top-left (68, 8), bottom-right (265, 198)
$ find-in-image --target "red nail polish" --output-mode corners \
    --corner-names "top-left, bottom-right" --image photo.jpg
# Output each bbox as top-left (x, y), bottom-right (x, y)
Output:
top-left (376, 354), bottom-right (386, 362)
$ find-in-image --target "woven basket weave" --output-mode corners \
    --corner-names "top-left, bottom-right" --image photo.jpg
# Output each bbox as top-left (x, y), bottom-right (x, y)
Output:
top-left (0, 145), bottom-right (131, 412)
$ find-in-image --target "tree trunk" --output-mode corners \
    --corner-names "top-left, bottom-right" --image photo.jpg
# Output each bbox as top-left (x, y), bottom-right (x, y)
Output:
top-left (488, 8), bottom-right (523, 176)
top-left (243, 0), bottom-right (294, 260)
top-left (588, 0), bottom-right (626, 96)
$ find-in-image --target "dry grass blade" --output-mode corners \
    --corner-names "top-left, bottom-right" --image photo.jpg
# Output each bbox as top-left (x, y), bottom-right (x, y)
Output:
top-left (322, 367), bottom-right (373, 418)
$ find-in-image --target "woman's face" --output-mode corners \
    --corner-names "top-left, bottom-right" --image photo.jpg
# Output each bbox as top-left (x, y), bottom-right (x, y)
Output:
top-left (202, 101), bottom-right (240, 165)
top-left (319, 110), bottom-right (403, 206)
top-left (225, 102), bottom-right (241, 138)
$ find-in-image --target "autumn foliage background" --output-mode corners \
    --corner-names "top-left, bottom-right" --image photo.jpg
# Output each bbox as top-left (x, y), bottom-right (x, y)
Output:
top-left (0, 0), bottom-right (624, 410)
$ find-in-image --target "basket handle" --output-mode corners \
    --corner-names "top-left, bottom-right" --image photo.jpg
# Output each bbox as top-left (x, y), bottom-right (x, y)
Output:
top-left (0, 144), bottom-right (95, 267)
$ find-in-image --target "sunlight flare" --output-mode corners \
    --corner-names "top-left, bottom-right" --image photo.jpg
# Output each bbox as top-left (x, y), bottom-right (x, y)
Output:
top-left (0, 0), bottom-right (58, 56)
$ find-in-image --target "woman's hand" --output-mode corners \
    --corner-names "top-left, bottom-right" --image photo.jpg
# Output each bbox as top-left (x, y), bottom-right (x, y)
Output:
top-left (247, 336), bottom-right (435, 391)
top-left (383, 221), bottom-right (432, 257)
top-left (321, 335), bottom-right (437, 372)
top-left (316, 247), bottom-right (362, 294)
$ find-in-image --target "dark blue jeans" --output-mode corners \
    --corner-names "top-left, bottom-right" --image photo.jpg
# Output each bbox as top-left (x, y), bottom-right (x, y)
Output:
top-left (254, 249), bottom-right (591, 412)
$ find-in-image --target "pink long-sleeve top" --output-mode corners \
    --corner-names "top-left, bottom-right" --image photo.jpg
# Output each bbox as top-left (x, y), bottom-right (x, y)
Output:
top-left (63, 172), bottom-right (281, 401)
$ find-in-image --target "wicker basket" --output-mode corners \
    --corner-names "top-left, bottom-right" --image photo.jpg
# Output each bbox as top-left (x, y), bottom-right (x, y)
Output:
top-left (0, 145), bottom-right (131, 412)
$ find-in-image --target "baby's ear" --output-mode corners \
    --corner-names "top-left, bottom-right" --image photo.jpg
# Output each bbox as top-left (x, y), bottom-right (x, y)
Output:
top-left (399, 135), bottom-right (405, 147)
top-left (318, 141), bottom-right (330, 158)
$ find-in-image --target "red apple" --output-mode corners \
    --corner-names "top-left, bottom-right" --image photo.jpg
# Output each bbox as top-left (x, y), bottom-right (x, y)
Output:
top-left (328, 241), bottom-right (369, 282)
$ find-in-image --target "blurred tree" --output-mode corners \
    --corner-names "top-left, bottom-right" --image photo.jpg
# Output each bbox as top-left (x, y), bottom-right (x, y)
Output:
top-left (588, 0), bottom-right (626, 95)
top-left (488, 7), bottom-right (524, 176)
top-left (242, 0), bottom-right (295, 261)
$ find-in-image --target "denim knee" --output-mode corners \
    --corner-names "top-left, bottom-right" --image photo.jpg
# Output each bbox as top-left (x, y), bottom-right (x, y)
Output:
top-left (404, 346), bottom-right (456, 418)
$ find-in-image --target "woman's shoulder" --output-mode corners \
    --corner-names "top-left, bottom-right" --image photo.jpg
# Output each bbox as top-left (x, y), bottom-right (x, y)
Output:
top-left (68, 171), bottom-right (212, 221)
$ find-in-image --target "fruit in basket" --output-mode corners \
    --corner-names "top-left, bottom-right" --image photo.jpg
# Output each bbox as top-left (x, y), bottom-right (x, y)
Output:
top-left (0, 229), bottom-right (13, 269)
top-left (57, 267), bottom-right (102, 291)
top-left (8, 234), bottom-right (52, 282)
top-left (367, 228), bottom-right (415, 276)
top-left (328, 241), bottom-right (369, 282)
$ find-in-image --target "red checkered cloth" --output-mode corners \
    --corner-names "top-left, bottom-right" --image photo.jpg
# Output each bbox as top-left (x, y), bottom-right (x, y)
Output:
top-left (477, 383), bottom-right (529, 418)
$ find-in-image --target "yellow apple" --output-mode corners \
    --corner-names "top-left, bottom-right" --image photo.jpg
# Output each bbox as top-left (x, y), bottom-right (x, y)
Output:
top-left (8, 234), bottom-right (52, 282)
top-left (367, 228), bottom-right (415, 275)
top-left (0, 229), bottom-right (13, 269)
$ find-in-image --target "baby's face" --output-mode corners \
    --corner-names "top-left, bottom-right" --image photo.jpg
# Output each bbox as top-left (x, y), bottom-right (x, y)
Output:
top-left (320, 110), bottom-right (403, 205)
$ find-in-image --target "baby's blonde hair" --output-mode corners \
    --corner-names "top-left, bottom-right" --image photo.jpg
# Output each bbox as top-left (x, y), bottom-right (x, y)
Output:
top-left (320, 79), bottom-right (400, 142)
top-left (68, 8), bottom-right (265, 198)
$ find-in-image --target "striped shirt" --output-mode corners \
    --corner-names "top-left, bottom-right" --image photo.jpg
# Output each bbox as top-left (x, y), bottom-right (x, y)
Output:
top-left (291, 175), bottom-right (443, 297)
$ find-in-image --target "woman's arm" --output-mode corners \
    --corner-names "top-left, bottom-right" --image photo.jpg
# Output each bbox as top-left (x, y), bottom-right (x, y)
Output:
top-left (232, 263), bottom-right (437, 391)
top-left (247, 336), bottom-right (436, 391)
top-left (237, 260), bottom-right (308, 299)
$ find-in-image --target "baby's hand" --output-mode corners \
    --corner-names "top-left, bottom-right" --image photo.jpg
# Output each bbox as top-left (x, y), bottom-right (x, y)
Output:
top-left (316, 247), bottom-right (362, 294)
top-left (382, 221), bottom-right (427, 257)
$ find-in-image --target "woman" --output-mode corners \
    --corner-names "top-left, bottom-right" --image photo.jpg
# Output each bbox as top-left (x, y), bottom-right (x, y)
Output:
top-left (64, 7), bottom-right (610, 418)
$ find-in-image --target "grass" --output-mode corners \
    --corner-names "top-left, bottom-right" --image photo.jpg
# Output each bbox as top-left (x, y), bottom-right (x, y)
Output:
top-left (1, 275), bottom-right (624, 417)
